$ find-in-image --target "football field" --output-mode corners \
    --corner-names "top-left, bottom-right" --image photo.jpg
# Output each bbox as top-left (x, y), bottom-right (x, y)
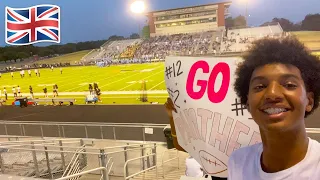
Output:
top-left (0, 63), bottom-right (169, 104)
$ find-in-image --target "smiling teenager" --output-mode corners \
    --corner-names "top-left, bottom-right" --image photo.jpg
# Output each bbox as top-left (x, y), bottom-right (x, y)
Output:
top-left (228, 37), bottom-right (320, 180)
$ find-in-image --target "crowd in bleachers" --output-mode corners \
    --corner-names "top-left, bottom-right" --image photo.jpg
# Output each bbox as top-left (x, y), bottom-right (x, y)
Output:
top-left (220, 24), bottom-right (284, 53)
top-left (89, 26), bottom-right (283, 61)
top-left (0, 24), bottom-right (287, 71)
top-left (103, 39), bottom-right (142, 59)
top-left (134, 31), bottom-right (223, 59)
top-left (2, 25), bottom-right (285, 70)
top-left (1, 62), bottom-right (73, 73)
top-left (119, 43), bottom-right (141, 59)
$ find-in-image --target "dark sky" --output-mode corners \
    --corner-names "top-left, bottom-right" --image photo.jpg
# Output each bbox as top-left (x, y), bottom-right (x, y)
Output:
top-left (0, 0), bottom-right (319, 46)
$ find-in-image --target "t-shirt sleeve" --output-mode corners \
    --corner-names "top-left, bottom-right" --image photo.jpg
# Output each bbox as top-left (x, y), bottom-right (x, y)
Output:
top-left (228, 154), bottom-right (236, 180)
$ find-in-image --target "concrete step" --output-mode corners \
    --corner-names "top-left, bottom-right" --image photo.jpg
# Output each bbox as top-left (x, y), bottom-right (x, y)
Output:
top-left (132, 166), bottom-right (185, 180)
top-left (130, 150), bottom-right (189, 180)
top-left (132, 157), bottom-right (187, 180)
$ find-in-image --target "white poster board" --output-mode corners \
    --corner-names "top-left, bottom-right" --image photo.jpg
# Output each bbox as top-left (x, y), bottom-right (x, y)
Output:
top-left (165, 56), bottom-right (261, 178)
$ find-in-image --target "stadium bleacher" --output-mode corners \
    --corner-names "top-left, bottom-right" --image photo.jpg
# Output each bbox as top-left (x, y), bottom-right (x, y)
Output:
top-left (80, 24), bottom-right (284, 65)
top-left (0, 135), bottom-right (188, 180)
top-left (221, 23), bottom-right (284, 53)
top-left (0, 24), bottom-right (285, 70)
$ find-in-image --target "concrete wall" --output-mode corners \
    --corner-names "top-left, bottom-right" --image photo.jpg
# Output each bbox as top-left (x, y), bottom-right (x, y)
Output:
top-left (0, 105), bottom-right (170, 142)
top-left (0, 104), bottom-right (319, 142)
top-left (0, 104), bottom-right (319, 128)
top-left (0, 105), bottom-right (168, 123)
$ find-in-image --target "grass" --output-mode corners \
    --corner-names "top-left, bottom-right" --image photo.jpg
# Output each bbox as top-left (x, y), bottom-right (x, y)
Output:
top-left (32, 50), bottom-right (91, 65)
top-left (292, 31), bottom-right (320, 50)
top-left (2, 31), bottom-right (319, 105)
top-left (0, 63), bottom-right (168, 105)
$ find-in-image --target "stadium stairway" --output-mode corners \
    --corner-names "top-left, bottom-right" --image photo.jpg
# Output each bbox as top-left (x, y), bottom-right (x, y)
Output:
top-left (131, 150), bottom-right (188, 180)
top-left (74, 149), bottom-right (189, 180)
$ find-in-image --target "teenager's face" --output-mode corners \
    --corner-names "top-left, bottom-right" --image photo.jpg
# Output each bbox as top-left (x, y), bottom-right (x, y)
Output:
top-left (247, 63), bottom-right (314, 132)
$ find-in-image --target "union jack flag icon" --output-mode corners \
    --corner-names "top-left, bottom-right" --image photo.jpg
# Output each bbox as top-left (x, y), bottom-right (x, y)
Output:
top-left (5, 4), bottom-right (60, 45)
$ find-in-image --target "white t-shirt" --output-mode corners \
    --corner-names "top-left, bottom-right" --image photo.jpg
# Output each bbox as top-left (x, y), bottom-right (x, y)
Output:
top-left (185, 157), bottom-right (203, 177)
top-left (228, 138), bottom-right (320, 180)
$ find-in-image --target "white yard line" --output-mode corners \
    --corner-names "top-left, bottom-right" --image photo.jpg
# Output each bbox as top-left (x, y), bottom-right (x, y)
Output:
top-left (118, 70), bottom-right (163, 91)
top-left (58, 63), bottom-right (158, 89)
top-left (148, 80), bottom-right (165, 90)
top-left (64, 72), bottom-right (124, 92)
top-left (98, 72), bottom-right (142, 89)
top-left (100, 66), bottom-right (164, 89)
top-left (57, 70), bottom-right (119, 89)
top-left (117, 82), bottom-right (138, 91)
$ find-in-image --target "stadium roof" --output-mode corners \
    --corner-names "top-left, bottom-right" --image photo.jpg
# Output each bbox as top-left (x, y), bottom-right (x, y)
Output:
top-left (148, 1), bottom-right (232, 13)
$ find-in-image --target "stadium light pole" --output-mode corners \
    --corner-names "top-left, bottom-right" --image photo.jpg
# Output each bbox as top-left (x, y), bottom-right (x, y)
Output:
top-left (245, 0), bottom-right (248, 27)
top-left (130, 0), bottom-right (146, 38)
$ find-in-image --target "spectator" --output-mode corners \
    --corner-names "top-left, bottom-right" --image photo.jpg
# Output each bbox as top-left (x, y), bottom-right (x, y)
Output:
top-left (43, 86), bottom-right (48, 98)
top-left (229, 37), bottom-right (320, 179)
top-left (55, 84), bottom-right (59, 97)
top-left (89, 84), bottom-right (93, 95)
top-left (53, 85), bottom-right (57, 98)
top-left (3, 88), bottom-right (7, 100)
top-left (29, 86), bottom-right (34, 99)
top-left (95, 88), bottom-right (102, 102)
top-left (12, 87), bottom-right (17, 98)
top-left (17, 86), bottom-right (21, 97)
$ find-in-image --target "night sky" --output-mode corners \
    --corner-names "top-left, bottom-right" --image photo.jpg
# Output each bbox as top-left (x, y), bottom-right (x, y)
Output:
top-left (0, 0), bottom-right (319, 46)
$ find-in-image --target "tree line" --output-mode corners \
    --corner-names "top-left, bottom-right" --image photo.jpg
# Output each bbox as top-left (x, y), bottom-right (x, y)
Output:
top-left (1, 13), bottom-right (319, 62)
top-left (0, 33), bottom-right (141, 63)
top-left (226, 13), bottom-right (320, 31)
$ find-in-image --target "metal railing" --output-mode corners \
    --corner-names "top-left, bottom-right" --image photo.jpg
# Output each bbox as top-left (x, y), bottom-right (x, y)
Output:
top-left (1, 121), bottom-right (318, 179)
top-left (161, 148), bottom-right (180, 178)
top-left (0, 121), bottom-right (168, 142)
top-left (1, 120), bottom-right (319, 141)
top-left (57, 158), bottom-right (119, 180)
top-left (0, 141), bottom-right (160, 156)
top-left (57, 166), bottom-right (107, 180)
top-left (61, 147), bottom-right (181, 180)
top-left (0, 137), bottom-right (166, 179)
top-left (124, 153), bottom-right (158, 180)
top-left (103, 157), bottom-right (114, 180)
top-left (0, 139), bottom-right (85, 178)
top-left (62, 145), bottom-right (86, 178)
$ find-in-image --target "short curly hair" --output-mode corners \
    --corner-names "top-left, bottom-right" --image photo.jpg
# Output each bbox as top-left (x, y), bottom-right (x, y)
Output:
top-left (234, 37), bottom-right (320, 117)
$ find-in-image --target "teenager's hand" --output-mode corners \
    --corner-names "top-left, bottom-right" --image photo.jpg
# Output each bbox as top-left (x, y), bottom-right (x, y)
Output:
top-left (164, 97), bottom-right (177, 118)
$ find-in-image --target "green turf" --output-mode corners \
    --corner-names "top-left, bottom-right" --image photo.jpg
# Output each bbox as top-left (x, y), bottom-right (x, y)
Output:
top-left (292, 31), bottom-right (320, 50)
top-left (5, 94), bottom-right (168, 105)
top-left (32, 50), bottom-right (91, 65)
top-left (0, 63), bottom-right (169, 105)
top-left (312, 51), bottom-right (320, 56)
